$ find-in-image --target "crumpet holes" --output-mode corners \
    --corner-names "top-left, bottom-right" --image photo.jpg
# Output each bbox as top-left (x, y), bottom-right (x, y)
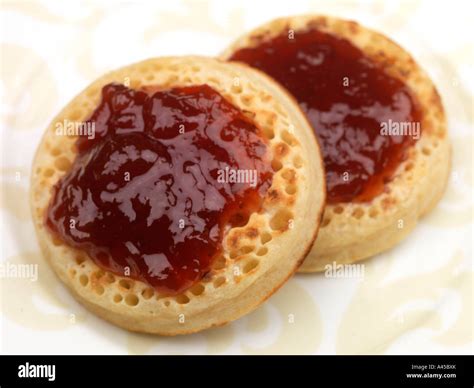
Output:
top-left (212, 256), bottom-right (226, 269)
top-left (243, 259), bottom-right (259, 274)
top-left (79, 274), bottom-right (89, 287)
top-left (282, 169), bottom-right (295, 181)
top-left (75, 254), bottom-right (86, 265)
top-left (113, 294), bottom-right (123, 303)
top-left (175, 294), bottom-right (190, 305)
top-left (43, 168), bottom-right (54, 178)
top-left (229, 250), bottom-right (238, 260)
top-left (333, 205), bottom-right (344, 214)
top-left (51, 236), bottom-right (63, 246)
top-left (213, 276), bottom-right (226, 288)
top-left (256, 247), bottom-right (268, 256)
top-left (293, 155), bottom-right (303, 169)
top-left (229, 245), bottom-right (255, 259)
top-left (265, 114), bottom-right (276, 127)
top-left (271, 159), bottom-right (283, 172)
top-left (207, 76), bottom-right (219, 85)
top-left (422, 147), bottom-right (431, 156)
top-left (274, 142), bottom-right (289, 158)
top-left (239, 245), bottom-right (254, 255)
top-left (321, 217), bottom-right (331, 228)
top-left (104, 273), bottom-right (115, 283)
top-left (285, 184), bottom-right (297, 195)
top-left (93, 270), bottom-right (105, 279)
top-left (94, 284), bottom-right (105, 295)
top-left (118, 279), bottom-right (132, 290)
top-left (167, 75), bottom-right (179, 84)
top-left (189, 283), bottom-right (205, 296)
top-left (231, 84), bottom-right (243, 94)
top-left (369, 208), bottom-right (379, 218)
top-left (240, 95), bottom-right (253, 106)
top-left (125, 294), bottom-right (139, 306)
top-left (270, 209), bottom-right (293, 231)
top-left (51, 147), bottom-right (61, 157)
top-left (141, 288), bottom-right (154, 300)
top-left (274, 102), bottom-right (286, 117)
top-left (352, 208), bottom-right (364, 219)
top-left (260, 232), bottom-right (272, 244)
top-left (262, 126), bottom-right (275, 140)
top-left (54, 157), bottom-right (71, 172)
top-left (281, 130), bottom-right (297, 146)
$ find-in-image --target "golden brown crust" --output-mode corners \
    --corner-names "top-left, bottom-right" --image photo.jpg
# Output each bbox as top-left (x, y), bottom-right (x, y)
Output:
top-left (30, 56), bottom-right (326, 334)
top-left (221, 15), bottom-right (451, 272)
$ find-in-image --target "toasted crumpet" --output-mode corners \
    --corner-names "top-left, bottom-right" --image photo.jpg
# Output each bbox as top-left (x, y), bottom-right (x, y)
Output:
top-left (221, 15), bottom-right (451, 271)
top-left (30, 56), bottom-right (325, 334)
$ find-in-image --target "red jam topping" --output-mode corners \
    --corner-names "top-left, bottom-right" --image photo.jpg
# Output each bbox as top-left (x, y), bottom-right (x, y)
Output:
top-left (230, 28), bottom-right (422, 203)
top-left (46, 83), bottom-right (272, 295)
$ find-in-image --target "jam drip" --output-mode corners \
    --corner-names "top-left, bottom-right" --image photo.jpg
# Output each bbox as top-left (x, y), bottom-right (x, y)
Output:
top-left (230, 28), bottom-right (422, 203)
top-left (46, 83), bottom-right (272, 295)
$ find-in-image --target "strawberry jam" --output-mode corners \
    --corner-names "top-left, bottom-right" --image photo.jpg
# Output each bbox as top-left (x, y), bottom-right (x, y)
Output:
top-left (46, 83), bottom-right (272, 295)
top-left (230, 28), bottom-right (422, 203)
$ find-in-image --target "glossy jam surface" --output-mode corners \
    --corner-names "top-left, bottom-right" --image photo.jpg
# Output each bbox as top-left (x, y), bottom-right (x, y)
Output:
top-left (230, 29), bottom-right (421, 203)
top-left (46, 83), bottom-right (272, 295)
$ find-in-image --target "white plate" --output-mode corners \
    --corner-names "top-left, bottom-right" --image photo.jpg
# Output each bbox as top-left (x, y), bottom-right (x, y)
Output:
top-left (1, 0), bottom-right (472, 355)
